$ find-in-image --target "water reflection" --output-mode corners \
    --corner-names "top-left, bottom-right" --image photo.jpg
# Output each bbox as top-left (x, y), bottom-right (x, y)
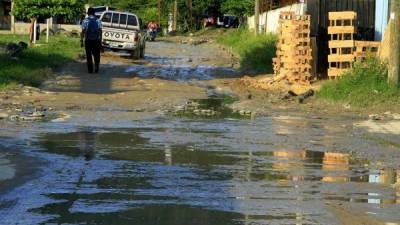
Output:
top-left (0, 153), bottom-right (16, 182)
top-left (321, 152), bottom-right (350, 183)
top-left (271, 150), bottom-right (400, 185)
top-left (21, 128), bottom-right (400, 224)
top-left (31, 202), bottom-right (244, 225)
top-left (78, 130), bottom-right (96, 161)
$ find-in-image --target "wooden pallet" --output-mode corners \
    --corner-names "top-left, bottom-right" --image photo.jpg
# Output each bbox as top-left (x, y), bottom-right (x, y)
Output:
top-left (328, 11), bottom-right (357, 20)
top-left (354, 41), bottom-right (380, 60)
top-left (327, 11), bottom-right (357, 79)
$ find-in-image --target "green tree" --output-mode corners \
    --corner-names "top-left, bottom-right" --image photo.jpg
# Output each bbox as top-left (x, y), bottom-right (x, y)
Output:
top-left (12, 0), bottom-right (85, 44)
top-left (87, 0), bottom-right (254, 31)
top-left (221, 0), bottom-right (254, 16)
top-left (117, 0), bottom-right (159, 26)
top-left (86, 0), bottom-right (118, 6)
top-left (87, 0), bottom-right (160, 27)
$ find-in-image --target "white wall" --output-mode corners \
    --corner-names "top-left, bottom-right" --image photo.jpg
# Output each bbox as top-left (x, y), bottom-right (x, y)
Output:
top-left (14, 22), bottom-right (81, 35)
top-left (248, 3), bottom-right (307, 34)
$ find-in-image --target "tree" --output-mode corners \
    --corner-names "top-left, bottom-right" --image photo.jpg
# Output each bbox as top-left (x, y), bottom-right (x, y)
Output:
top-left (86, 0), bottom-right (117, 5)
top-left (87, 0), bottom-right (255, 31)
top-left (12, 0), bottom-right (85, 44)
top-left (221, 0), bottom-right (254, 16)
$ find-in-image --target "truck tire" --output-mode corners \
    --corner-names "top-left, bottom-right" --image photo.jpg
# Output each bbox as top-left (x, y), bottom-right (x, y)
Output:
top-left (140, 46), bottom-right (145, 58)
top-left (131, 49), bottom-right (140, 59)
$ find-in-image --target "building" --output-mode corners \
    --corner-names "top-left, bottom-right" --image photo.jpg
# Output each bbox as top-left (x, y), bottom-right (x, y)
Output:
top-left (306, 0), bottom-right (391, 74)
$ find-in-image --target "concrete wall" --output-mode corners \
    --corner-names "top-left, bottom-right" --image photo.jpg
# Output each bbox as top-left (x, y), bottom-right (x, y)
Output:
top-left (375, 0), bottom-right (390, 41)
top-left (247, 3), bottom-right (307, 34)
top-left (379, 20), bottom-right (391, 63)
top-left (13, 21), bottom-right (81, 35)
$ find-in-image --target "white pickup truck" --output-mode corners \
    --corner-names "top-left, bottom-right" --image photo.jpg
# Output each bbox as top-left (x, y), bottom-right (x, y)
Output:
top-left (100, 11), bottom-right (146, 59)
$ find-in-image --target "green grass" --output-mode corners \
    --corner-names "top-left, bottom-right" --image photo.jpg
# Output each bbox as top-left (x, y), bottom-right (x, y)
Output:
top-left (0, 34), bottom-right (81, 89)
top-left (317, 57), bottom-right (400, 108)
top-left (217, 29), bottom-right (278, 74)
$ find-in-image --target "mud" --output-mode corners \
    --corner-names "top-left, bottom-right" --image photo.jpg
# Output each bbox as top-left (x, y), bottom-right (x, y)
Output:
top-left (0, 39), bottom-right (399, 225)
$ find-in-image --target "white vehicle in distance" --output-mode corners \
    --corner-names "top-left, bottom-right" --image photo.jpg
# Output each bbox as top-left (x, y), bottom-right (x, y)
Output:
top-left (100, 11), bottom-right (146, 59)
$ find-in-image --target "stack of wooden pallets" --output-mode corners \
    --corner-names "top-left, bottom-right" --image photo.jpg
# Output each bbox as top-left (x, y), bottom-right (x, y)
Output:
top-left (327, 11), bottom-right (357, 79)
top-left (273, 12), bottom-right (313, 84)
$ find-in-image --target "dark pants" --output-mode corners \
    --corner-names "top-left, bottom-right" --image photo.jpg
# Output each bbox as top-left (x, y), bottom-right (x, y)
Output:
top-left (85, 39), bottom-right (101, 73)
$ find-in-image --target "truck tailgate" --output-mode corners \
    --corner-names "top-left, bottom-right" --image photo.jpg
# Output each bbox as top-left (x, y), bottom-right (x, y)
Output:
top-left (103, 28), bottom-right (136, 43)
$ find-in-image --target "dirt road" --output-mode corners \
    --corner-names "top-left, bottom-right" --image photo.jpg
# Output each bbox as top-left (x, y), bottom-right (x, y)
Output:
top-left (0, 40), bottom-right (399, 225)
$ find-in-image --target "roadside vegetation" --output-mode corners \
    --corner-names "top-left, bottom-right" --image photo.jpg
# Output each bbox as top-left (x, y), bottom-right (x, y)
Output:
top-left (317, 57), bottom-right (400, 108)
top-left (217, 29), bottom-right (278, 74)
top-left (0, 35), bottom-right (80, 89)
top-left (90, 0), bottom-right (255, 29)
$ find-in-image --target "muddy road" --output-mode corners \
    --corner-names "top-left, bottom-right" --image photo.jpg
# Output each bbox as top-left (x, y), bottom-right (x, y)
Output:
top-left (0, 40), bottom-right (400, 225)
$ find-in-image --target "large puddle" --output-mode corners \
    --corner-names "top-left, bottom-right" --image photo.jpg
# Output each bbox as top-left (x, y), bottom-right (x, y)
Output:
top-left (1, 116), bottom-right (399, 224)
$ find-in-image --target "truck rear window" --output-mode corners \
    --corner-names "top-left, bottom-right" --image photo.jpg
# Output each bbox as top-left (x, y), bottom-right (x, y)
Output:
top-left (128, 15), bottom-right (137, 26)
top-left (102, 12), bottom-right (112, 23)
top-left (120, 14), bottom-right (127, 26)
top-left (112, 13), bottom-right (120, 24)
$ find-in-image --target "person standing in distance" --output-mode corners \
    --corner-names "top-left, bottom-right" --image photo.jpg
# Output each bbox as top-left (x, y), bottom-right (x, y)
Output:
top-left (81, 7), bottom-right (102, 74)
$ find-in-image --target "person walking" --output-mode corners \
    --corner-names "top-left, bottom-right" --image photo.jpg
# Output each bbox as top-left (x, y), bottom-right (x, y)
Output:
top-left (81, 7), bottom-right (102, 74)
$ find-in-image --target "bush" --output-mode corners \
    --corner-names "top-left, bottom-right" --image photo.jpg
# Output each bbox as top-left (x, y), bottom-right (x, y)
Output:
top-left (318, 57), bottom-right (400, 108)
top-left (217, 29), bottom-right (278, 74)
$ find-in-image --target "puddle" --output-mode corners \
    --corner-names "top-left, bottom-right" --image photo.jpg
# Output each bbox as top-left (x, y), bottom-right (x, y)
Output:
top-left (0, 153), bottom-right (16, 182)
top-left (0, 145), bottom-right (41, 196)
top-left (125, 64), bottom-right (238, 81)
top-left (1, 117), bottom-right (397, 224)
top-left (174, 96), bottom-right (252, 119)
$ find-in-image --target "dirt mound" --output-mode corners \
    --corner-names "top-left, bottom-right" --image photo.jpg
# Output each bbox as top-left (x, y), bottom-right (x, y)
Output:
top-left (237, 75), bottom-right (316, 96)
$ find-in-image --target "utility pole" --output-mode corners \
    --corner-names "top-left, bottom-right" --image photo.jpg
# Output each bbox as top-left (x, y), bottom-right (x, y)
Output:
top-left (188, 0), bottom-right (192, 29)
top-left (11, 1), bottom-right (15, 34)
top-left (173, 0), bottom-right (178, 31)
top-left (264, 0), bottom-right (270, 33)
top-left (158, 0), bottom-right (161, 26)
top-left (389, 0), bottom-right (399, 86)
top-left (46, 18), bottom-right (50, 43)
top-left (254, 0), bottom-right (260, 34)
top-left (33, 18), bottom-right (37, 44)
